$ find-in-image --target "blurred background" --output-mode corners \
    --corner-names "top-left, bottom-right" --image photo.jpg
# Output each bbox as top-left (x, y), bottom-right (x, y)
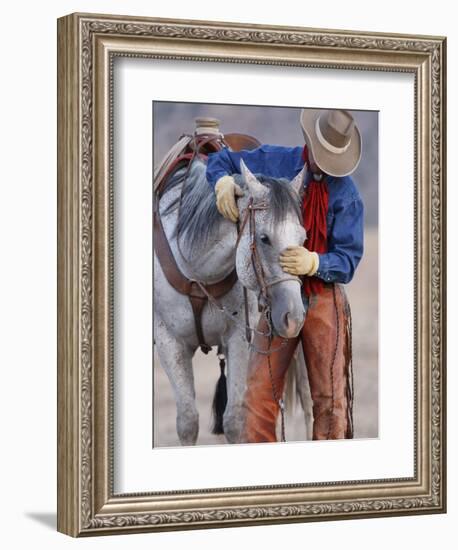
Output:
top-left (153, 102), bottom-right (378, 447)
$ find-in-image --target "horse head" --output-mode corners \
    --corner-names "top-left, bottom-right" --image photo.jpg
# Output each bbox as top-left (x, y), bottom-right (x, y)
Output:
top-left (235, 159), bottom-right (307, 339)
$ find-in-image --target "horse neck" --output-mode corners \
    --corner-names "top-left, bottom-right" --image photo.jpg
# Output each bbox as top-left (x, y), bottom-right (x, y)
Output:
top-left (158, 186), bottom-right (238, 284)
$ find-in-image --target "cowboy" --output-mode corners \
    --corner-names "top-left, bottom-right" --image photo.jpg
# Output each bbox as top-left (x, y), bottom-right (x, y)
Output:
top-left (206, 109), bottom-right (364, 442)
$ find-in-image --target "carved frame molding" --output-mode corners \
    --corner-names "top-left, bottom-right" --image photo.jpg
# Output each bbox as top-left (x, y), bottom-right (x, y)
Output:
top-left (57, 13), bottom-right (446, 536)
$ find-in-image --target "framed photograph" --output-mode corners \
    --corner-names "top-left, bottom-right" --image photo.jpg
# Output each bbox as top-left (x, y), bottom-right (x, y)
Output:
top-left (57, 13), bottom-right (446, 536)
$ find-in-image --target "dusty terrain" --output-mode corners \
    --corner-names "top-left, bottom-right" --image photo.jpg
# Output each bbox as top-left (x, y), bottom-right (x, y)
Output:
top-left (153, 229), bottom-right (378, 447)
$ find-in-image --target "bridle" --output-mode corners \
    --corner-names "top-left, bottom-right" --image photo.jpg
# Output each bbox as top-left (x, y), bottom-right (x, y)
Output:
top-left (191, 196), bottom-right (303, 347)
top-left (237, 197), bottom-right (304, 441)
top-left (235, 197), bottom-right (302, 300)
top-left (195, 196), bottom-right (304, 441)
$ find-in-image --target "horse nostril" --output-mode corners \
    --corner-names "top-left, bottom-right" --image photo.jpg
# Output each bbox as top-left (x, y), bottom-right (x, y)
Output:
top-left (283, 311), bottom-right (304, 331)
top-left (283, 312), bottom-right (293, 330)
top-left (282, 312), bottom-right (288, 328)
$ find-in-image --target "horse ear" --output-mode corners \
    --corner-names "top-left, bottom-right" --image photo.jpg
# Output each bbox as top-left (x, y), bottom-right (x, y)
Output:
top-left (289, 163), bottom-right (307, 196)
top-left (240, 159), bottom-right (266, 198)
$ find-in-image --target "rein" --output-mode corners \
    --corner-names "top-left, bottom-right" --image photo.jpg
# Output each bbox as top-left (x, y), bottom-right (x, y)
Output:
top-left (238, 197), bottom-right (301, 441)
top-left (194, 197), bottom-right (302, 441)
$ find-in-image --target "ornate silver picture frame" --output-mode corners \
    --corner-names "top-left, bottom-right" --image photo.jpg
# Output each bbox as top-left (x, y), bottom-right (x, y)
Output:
top-left (57, 12), bottom-right (446, 536)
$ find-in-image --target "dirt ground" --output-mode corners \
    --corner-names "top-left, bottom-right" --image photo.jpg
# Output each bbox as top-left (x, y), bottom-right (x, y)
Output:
top-left (153, 229), bottom-right (378, 447)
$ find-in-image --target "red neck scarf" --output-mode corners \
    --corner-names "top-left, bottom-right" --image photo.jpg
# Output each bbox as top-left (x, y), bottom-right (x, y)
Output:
top-left (301, 145), bottom-right (329, 296)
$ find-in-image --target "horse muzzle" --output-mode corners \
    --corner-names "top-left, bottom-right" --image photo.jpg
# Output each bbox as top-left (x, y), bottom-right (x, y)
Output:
top-left (274, 311), bottom-right (305, 338)
top-left (269, 281), bottom-right (306, 339)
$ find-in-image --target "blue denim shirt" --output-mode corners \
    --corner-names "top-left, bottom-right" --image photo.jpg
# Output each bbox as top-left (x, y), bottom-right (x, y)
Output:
top-left (206, 144), bottom-right (364, 284)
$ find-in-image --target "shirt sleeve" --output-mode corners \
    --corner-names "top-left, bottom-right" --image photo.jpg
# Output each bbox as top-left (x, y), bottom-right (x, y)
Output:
top-left (206, 144), bottom-right (305, 188)
top-left (315, 193), bottom-right (364, 285)
top-left (206, 148), bottom-right (253, 188)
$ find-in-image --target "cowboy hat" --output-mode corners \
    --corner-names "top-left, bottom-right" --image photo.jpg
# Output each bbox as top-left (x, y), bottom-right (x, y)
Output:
top-left (300, 108), bottom-right (362, 177)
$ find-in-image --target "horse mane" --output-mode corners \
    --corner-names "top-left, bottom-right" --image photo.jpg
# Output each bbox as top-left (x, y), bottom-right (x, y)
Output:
top-left (232, 172), bottom-right (302, 223)
top-left (161, 158), bottom-right (301, 253)
top-left (161, 160), bottom-right (222, 252)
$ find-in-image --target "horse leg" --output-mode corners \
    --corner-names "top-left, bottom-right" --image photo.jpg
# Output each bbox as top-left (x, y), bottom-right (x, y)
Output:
top-left (154, 319), bottom-right (199, 445)
top-left (221, 330), bottom-right (251, 443)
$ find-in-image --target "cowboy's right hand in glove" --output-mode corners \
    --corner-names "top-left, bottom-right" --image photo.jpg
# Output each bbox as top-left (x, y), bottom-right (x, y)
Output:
top-left (215, 175), bottom-right (244, 222)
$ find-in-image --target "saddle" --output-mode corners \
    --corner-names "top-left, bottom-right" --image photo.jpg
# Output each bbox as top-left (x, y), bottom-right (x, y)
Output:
top-left (154, 129), bottom-right (261, 353)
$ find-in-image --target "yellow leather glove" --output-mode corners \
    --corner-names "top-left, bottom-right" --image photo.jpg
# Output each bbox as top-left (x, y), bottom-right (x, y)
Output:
top-left (215, 175), bottom-right (244, 222)
top-left (279, 246), bottom-right (319, 276)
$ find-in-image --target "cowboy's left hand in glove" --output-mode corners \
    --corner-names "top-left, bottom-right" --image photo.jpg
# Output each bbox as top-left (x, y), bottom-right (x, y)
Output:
top-left (279, 246), bottom-right (319, 276)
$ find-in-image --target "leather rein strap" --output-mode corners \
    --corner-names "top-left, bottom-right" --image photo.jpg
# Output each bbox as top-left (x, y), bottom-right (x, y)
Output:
top-left (235, 197), bottom-right (301, 443)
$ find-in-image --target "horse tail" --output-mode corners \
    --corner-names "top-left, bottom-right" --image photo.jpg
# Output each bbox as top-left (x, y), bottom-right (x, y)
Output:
top-left (284, 350), bottom-right (298, 417)
top-left (211, 355), bottom-right (228, 434)
top-left (284, 346), bottom-right (314, 440)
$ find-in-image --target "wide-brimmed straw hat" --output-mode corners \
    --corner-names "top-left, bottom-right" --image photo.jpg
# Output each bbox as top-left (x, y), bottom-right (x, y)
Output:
top-left (300, 108), bottom-right (362, 177)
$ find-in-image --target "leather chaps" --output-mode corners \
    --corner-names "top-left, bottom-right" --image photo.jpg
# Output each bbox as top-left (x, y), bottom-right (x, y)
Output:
top-left (240, 283), bottom-right (353, 442)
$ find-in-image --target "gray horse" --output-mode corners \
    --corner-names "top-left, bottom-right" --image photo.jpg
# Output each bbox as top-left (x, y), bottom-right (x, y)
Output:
top-left (154, 158), bottom-right (312, 445)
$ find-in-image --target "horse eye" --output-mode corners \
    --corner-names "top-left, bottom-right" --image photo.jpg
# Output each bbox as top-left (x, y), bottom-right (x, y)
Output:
top-left (259, 234), bottom-right (271, 245)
